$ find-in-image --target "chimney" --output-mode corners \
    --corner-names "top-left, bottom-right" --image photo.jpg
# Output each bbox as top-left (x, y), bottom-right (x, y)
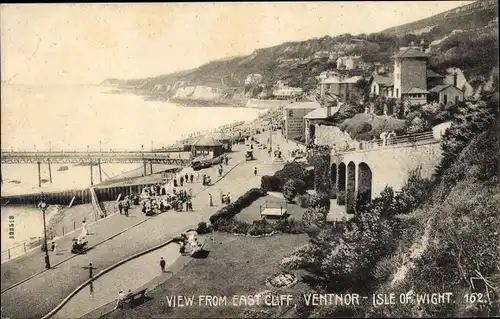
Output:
top-left (453, 68), bottom-right (458, 87)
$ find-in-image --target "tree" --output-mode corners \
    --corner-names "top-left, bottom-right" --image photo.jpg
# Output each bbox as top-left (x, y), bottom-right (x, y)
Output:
top-left (283, 179), bottom-right (298, 202)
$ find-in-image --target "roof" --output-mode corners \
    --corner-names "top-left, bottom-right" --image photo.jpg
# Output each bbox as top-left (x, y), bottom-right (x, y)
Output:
top-left (304, 106), bottom-right (341, 119)
top-left (427, 69), bottom-right (444, 78)
top-left (283, 101), bottom-right (321, 110)
top-left (406, 87), bottom-right (429, 94)
top-left (321, 76), bottom-right (362, 84)
top-left (429, 84), bottom-right (463, 93)
top-left (344, 76), bottom-right (363, 84)
top-left (393, 47), bottom-right (428, 59)
top-left (371, 74), bottom-right (393, 86)
top-left (209, 132), bottom-right (231, 140)
top-left (192, 135), bottom-right (223, 147)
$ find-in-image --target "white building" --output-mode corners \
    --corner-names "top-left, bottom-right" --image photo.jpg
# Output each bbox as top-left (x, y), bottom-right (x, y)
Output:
top-left (244, 74), bottom-right (263, 86)
top-left (273, 87), bottom-right (303, 100)
top-left (336, 56), bottom-right (363, 70)
top-left (312, 51), bottom-right (330, 59)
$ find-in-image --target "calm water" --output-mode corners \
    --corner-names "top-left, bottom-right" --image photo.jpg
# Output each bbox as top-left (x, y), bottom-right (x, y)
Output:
top-left (1, 84), bottom-right (259, 250)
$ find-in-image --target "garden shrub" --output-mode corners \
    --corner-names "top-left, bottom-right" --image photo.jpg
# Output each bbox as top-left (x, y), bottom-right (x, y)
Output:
top-left (209, 188), bottom-right (267, 227)
top-left (197, 221), bottom-right (211, 234)
top-left (261, 175), bottom-right (281, 192)
top-left (248, 218), bottom-right (275, 236)
top-left (301, 206), bottom-right (328, 235)
top-left (296, 193), bottom-right (310, 208)
top-left (274, 162), bottom-right (306, 186)
top-left (291, 178), bottom-right (307, 195)
top-left (306, 193), bottom-right (331, 209)
top-left (283, 179), bottom-right (299, 202)
top-left (275, 218), bottom-right (306, 234)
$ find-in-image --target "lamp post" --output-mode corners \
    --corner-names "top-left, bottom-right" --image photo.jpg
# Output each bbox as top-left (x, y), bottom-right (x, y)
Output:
top-left (38, 198), bottom-right (51, 269)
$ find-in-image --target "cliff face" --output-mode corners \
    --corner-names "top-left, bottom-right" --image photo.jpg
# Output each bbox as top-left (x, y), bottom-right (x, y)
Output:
top-left (173, 85), bottom-right (223, 100)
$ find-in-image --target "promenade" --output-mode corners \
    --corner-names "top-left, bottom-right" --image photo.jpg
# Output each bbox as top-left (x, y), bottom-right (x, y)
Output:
top-left (0, 140), bottom-right (292, 319)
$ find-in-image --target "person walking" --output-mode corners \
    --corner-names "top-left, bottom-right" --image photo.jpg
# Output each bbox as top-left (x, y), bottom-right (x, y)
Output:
top-left (82, 219), bottom-right (88, 236)
top-left (180, 176), bottom-right (184, 186)
top-left (190, 173), bottom-right (194, 183)
top-left (88, 263), bottom-right (94, 279)
top-left (124, 200), bottom-right (129, 217)
top-left (51, 240), bottom-right (56, 252)
top-left (118, 201), bottom-right (123, 215)
top-left (254, 167), bottom-right (257, 176)
top-left (208, 193), bottom-right (213, 207)
top-left (185, 173), bottom-right (189, 183)
top-left (227, 192), bottom-right (232, 203)
top-left (160, 257), bottom-right (166, 273)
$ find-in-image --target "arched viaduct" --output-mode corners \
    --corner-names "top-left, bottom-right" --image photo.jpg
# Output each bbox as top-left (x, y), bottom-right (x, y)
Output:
top-left (329, 136), bottom-right (442, 214)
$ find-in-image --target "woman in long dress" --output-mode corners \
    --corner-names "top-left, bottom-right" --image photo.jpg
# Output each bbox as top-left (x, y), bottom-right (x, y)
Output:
top-left (81, 220), bottom-right (88, 236)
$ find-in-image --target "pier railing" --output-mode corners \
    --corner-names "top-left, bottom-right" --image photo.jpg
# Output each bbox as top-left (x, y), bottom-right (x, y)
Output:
top-left (0, 150), bottom-right (193, 165)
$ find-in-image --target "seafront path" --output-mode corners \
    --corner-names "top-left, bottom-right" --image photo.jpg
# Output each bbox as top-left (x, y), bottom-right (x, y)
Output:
top-left (0, 132), bottom-right (300, 319)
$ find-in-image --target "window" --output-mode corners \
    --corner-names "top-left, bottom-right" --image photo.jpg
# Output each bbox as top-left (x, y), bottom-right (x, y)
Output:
top-left (396, 88), bottom-right (399, 97)
top-left (443, 94), bottom-right (448, 104)
top-left (288, 110), bottom-right (293, 117)
top-left (455, 96), bottom-right (459, 103)
top-left (396, 73), bottom-right (400, 80)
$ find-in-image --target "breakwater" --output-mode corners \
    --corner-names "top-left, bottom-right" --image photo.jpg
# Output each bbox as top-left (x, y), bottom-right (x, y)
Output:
top-left (1, 181), bottom-right (160, 206)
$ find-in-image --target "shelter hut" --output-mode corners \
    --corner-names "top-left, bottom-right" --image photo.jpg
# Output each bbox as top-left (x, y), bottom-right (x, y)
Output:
top-left (191, 135), bottom-right (224, 158)
top-left (209, 132), bottom-right (232, 152)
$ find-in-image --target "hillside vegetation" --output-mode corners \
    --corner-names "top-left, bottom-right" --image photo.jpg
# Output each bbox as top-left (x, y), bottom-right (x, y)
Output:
top-left (283, 92), bottom-right (499, 318)
top-left (104, 0), bottom-right (498, 98)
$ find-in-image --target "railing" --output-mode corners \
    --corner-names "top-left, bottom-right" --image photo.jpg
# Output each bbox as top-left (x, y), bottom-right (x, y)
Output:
top-left (330, 130), bottom-right (436, 154)
top-left (1, 237), bottom-right (44, 263)
top-left (0, 151), bottom-right (193, 161)
top-left (259, 200), bottom-right (288, 218)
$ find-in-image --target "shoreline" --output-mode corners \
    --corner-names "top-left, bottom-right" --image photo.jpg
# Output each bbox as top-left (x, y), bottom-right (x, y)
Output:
top-left (101, 85), bottom-right (284, 109)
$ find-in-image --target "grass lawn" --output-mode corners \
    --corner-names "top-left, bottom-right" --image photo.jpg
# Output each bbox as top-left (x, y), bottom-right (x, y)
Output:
top-left (102, 232), bottom-right (308, 318)
top-left (235, 194), bottom-right (306, 224)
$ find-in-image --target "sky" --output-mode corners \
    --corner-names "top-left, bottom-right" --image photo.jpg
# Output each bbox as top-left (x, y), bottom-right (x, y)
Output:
top-left (1, 1), bottom-right (474, 85)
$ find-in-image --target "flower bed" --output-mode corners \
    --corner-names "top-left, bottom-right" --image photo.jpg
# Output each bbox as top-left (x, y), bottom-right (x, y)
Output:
top-left (265, 271), bottom-right (298, 289)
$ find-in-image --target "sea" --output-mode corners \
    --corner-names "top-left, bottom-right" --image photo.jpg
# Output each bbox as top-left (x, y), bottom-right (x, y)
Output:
top-left (0, 84), bottom-right (260, 252)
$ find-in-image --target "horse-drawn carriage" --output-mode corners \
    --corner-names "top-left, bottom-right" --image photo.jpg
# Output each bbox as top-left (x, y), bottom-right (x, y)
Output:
top-left (202, 175), bottom-right (212, 186)
top-left (245, 150), bottom-right (254, 161)
top-left (71, 236), bottom-right (88, 254)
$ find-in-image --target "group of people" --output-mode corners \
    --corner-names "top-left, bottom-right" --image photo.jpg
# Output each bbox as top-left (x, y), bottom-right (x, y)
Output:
top-left (173, 172), bottom-right (195, 187)
top-left (140, 186), bottom-right (194, 214)
top-left (379, 130), bottom-right (397, 146)
top-left (178, 231), bottom-right (202, 255)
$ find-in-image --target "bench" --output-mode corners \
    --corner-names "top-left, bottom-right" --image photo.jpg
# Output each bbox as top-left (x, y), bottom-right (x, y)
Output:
top-left (123, 288), bottom-right (147, 308)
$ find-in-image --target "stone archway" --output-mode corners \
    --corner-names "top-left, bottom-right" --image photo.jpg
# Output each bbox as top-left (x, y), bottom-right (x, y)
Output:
top-left (331, 163), bottom-right (337, 199)
top-left (357, 162), bottom-right (373, 206)
top-left (337, 162), bottom-right (346, 206)
top-left (346, 162), bottom-right (356, 214)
